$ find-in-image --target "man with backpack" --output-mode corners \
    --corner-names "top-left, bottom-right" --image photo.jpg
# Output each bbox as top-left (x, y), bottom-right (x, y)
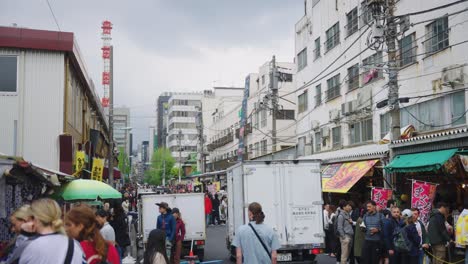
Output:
top-left (383, 207), bottom-right (401, 264)
top-left (411, 208), bottom-right (429, 264)
top-left (428, 202), bottom-right (452, 264)
top-left (337, 201), bottom-right (355, 264)
top-left (361, 200), bottom-right (384, 264)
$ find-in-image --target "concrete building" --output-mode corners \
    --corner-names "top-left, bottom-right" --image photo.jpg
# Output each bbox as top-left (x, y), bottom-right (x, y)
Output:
top-left (294, 0), bottom-right (468, 164)
top-left (113, 107), bottom-right (131, 156)
top-left (166, 92), bottom-right (203, 164)
top-left (0, 26), bottom-right (111, 175)
top-left (156, 92), bottom-right (172, 149)
top-left (204, 61), bottom-right (297, 171)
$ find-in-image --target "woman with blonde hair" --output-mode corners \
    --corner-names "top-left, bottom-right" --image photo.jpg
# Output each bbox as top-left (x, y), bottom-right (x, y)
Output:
top-left (65, 204), bottom-right (119, 264)
top-left (17, 198), bottom-right (85, 264)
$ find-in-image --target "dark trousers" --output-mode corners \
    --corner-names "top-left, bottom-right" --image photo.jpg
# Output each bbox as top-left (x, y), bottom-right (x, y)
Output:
top-left (401, 253), bottom-right (419, 264)
top-left (361, 240), bottom-right (382, 264)
top-left (324, 229), bottom-right (332, 253)
top-left (211, 210), bottom-right (220, 225)
top-left (389, 253), bottom-right (401, 264)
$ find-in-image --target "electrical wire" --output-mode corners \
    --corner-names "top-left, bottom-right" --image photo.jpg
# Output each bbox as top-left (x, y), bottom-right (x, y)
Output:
top-left (395, 0), bottom-right (468, 18)
top-left (400, 103), bottom-right (468, 128)
top-left (45, 0), bottom-right (61, 32)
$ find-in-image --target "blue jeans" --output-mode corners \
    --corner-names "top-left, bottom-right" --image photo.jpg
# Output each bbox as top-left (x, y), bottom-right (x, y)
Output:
top-left (465, 248), bottom-right (468, 264)
top-left (206, 214), bottom-right (211, 226)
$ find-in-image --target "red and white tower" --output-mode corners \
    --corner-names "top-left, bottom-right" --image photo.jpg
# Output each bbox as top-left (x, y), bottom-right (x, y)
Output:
top-left (101, 20), bottom-right (112, 107)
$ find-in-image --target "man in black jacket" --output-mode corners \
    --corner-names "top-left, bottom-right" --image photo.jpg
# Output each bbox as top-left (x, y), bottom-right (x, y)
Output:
top-left (428, 202), bottom-right (452, 264)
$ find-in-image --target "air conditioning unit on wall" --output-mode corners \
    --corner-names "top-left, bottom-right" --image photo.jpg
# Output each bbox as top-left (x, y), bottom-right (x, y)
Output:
top-left (442, 65), bottom-right (465, 87)
top-left (329, 109), bottom-right (340, 121)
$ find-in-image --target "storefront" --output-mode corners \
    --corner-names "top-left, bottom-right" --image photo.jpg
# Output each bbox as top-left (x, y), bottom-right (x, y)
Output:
top-left (301, 144), bottom-right (389, 206)
top-left (385, 127), bottom-right (468, 212)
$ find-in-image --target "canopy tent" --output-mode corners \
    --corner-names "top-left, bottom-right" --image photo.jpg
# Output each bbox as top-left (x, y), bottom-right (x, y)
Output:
top-left (384, 148), bottom-right (458, 173)
top-left (55, 179), bottom-right (122, 200)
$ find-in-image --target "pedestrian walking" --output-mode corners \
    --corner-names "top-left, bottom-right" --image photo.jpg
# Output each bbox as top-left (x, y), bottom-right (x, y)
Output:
top-left (329, 204), bottom-right (339, 258)
top-left (204, 193), bottom-right (212, 226)
top-left (15, 198), bottom-right (85, 264)
top-left (65, 205), bottom-right (120, 264)
top-left (95, 209), bottom-right (116, 244)
top-left (361, 200), bottom-right (384, 264)
top-left (219, 196), bottom-right (228, 225)
top-left (110, 203), bottom-right (131, 259)
top-left (122, 198), bottom-right (130, 215)
top-left (171, 208), bottom-right (186, 264)
top-left (143, 229), bottom-right (169, 264)
top-left (383, 207), bottom-right (401, 264)
top-left (398, 209), bottom-right (421, 264)
top-left (337, 201), bottom-right (355, 264)
top-left (428, 202), bottom-right (452, 264)
top-left (323, 203), bottom-right (333, 255)
top-left (155, 202), bottom-right (176, 259)
top-left (211, 194), bottom-right (220, 225)
top-left (232, 202), bottom-right (280, 264)
top-left (411, 208), bottom-right (429, 264)
top-left (353, 213), bottom-right (366, 264)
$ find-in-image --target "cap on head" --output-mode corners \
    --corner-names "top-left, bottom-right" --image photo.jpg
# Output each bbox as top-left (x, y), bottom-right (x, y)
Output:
top-left (156, 202), bottom-right (169, 210)
top-left (172, 207), bottom-right (180, 214)
top-left (402, 209), bottom-right (413, 218)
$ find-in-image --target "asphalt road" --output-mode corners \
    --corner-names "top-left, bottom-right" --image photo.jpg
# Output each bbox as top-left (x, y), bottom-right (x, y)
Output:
top-left (204, 225), bottom-right (337, 264)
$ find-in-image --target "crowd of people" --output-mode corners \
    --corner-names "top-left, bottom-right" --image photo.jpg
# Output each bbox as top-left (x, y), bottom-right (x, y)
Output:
top-left (204, 192), bottom-right (228, 226)
top-left (323, 199), bottom-right (468, 264)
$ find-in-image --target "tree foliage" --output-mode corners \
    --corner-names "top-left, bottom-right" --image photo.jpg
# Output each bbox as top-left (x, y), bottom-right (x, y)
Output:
top-left (144, 148), bottom-right (175, 186)
top-left (117, 147), bottom-right (131, 176)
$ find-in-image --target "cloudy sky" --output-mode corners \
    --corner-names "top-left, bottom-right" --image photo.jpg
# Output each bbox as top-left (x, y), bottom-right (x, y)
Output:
top-left (1, 0), bottom-right (303, 146)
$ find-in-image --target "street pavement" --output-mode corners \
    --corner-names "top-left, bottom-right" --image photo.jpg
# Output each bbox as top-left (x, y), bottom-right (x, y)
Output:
top-left (204, 225), bottom-right (337, 264)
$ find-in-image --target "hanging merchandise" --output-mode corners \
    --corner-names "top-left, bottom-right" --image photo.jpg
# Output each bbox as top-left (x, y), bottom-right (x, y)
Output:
top-left (371, 187), bottom-right (393, 210)
top-left (411, 180), bottom-right (438, 224)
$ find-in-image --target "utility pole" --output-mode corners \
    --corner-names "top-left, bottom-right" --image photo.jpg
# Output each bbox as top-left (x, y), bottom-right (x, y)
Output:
top-left (270, 55), bottom-right (279, 153)
top-left (196, 106), bottom-right (205, 173)
top-left (162, 159), bottom-right (166, 186)
top-left (108, 45), bottom-right (114, 187)
top-left (178, 129), bottom-right (182, 183)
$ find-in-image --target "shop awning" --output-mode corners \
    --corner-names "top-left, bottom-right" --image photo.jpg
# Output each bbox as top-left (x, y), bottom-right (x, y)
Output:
top-left (323, 159), bottom-right (378, 193)
top-left (384, 148), bottom-right (458, 173)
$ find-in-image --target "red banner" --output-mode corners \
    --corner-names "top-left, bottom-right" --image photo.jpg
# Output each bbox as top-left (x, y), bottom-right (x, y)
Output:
top-left (411, 181), bottom-right (437, 224)
top-left (102, 72), bottom-right (110, 85)
top-left (102, 46), bottom-right (110, 59)
top-left (371, 188), bottom-right (393, 211)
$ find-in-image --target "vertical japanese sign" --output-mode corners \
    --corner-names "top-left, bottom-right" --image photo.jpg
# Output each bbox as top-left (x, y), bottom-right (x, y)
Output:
top-left (371, 187), bottom-right (393, 210)
top-left (411, 180), bottom-right (438, 224)
top-left (91, 158), bottom-right (104, 181)
top-left (75, 151), bottom-right (86, 176)
top-left (237, 75), bottom-right (250, 161)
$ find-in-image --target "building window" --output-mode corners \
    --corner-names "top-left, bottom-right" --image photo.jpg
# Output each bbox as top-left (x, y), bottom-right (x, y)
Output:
top-left (346, 7), bottom-right (359, 37)
top-left (261, 75), bottom-right (265, 85)
top-left (260, 109), bottom-right (267, 128)
top-left (315, 85), bottom-right (322, 107)
top-left (254, 110), bottom-right (259, 129)
top-left (326, 74), bottom-right (341, 101)
top-left (325, 22), bottom-right (340, 51)
top-left (0, 56), bottom-right (17, 92)
top-left (254, 142), bottom-right (259, 157)
top-left (261, 140), bottom-right (267, 155)
top-left (297, 48), bottom-right (308, 71)
top-left (332, 126), bottom-right (342, 148)
top-left (280, 72), bottom-right (293, 82)
top-left (350, 118), bottom-right (373, 144)
top-left (360, 2), bottom-right (373, 26)
top-left (400, 34), bottom-right (416, 66)
top-left (298, 90), bottom-right (308, 113)
top-left (315, 132), bottom-right (321, 152)
top-left (380, 113), bottom-right (391, 139)
top-left (297, 136), bottom-right (306, 156)
top-left (362, 52), bottom-right (383, 85)
top-left (425, 17), bottom-right (449, 54)
top-left (276, 110), bottom-right (295, 120)
top-left (347, 64), bottom-right (360, 91)
top-left (314, 38), bottom-right (321, 60)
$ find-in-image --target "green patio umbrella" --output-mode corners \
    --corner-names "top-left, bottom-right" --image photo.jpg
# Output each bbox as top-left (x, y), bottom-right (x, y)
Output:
top-left (58, 179), bottom-right (122, 200)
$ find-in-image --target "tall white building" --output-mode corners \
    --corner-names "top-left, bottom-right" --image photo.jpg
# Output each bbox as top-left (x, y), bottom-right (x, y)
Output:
top-left (294, 0), bottom-right (468, 162)
top-left (113, 107), bottom-right (131, 156)
top-left (204, 61), bottom-right (297, 171)
top-left (166, 92), bottom-right (203, 164)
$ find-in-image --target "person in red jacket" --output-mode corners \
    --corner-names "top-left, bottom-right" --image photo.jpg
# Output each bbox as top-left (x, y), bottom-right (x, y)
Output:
top-left (65, 204), bottom-right (120, 264)
top-left (171, 208), bottom-right (186, 264)
top-left (204, 192), bottom-right (213, 226)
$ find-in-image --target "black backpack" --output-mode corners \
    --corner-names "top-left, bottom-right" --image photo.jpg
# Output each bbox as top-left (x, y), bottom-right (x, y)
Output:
top-left (332, 211), bottom-right (342, 237)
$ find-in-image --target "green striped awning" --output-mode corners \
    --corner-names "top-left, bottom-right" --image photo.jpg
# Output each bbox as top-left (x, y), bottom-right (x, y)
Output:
top-left (384, 148), bottom-right (458, 173)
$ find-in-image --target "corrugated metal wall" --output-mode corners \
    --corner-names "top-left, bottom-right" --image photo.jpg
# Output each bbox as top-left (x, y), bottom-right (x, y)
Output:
top-left (0, 48), bottom-right (64, 170)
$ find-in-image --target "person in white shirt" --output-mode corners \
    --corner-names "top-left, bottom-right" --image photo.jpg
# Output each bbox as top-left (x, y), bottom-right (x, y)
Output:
top-left (96, 209), bottom-right (116, 243)
top-left (122, 199), bottom-right (130, 215)
top-left (323, 204), bottom-right (333, 255)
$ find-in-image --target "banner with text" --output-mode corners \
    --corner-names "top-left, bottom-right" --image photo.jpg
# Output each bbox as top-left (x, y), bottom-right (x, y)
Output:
top-left (371, 187), bottom-right (393, 210)
top-left (91, 158), bottom-right (104, 182)
top-left (75, 151), bottom-right (86, 176)
top-left (411, 180), bottom-right (438, 224)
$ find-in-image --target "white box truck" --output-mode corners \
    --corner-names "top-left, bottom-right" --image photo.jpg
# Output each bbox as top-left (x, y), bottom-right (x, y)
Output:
top-left (139, 193), bottom-right (206, 260)
top-left (226, 160), bottom-right (324, 263)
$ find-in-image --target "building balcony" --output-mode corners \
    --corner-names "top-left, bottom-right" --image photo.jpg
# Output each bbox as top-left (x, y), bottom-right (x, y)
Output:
top-left (235, 123), bottom-right (252, 139)
top-left (207, 133), bottom-right (234, 151)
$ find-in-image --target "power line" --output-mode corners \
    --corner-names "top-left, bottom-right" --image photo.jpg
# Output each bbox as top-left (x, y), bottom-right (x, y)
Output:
top-left (45, 0), bottom-right (61, 32)
top-left (395, 0), bottom-right (468, 18)
top-left (400, 103), bottom-right (468, 128)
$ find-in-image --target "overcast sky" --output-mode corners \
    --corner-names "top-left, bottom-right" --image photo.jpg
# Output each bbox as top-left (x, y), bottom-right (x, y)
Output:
top-left (1, 0), bottom-right (303, 146)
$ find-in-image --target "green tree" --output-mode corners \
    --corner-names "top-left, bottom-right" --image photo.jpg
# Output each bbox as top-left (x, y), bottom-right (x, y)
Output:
top-left (144, 148), bottom-right (175, 186)
top-left (170, 167), bottom-right (180, 178)
top-left (117, 147), bottom-right (131, 176)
